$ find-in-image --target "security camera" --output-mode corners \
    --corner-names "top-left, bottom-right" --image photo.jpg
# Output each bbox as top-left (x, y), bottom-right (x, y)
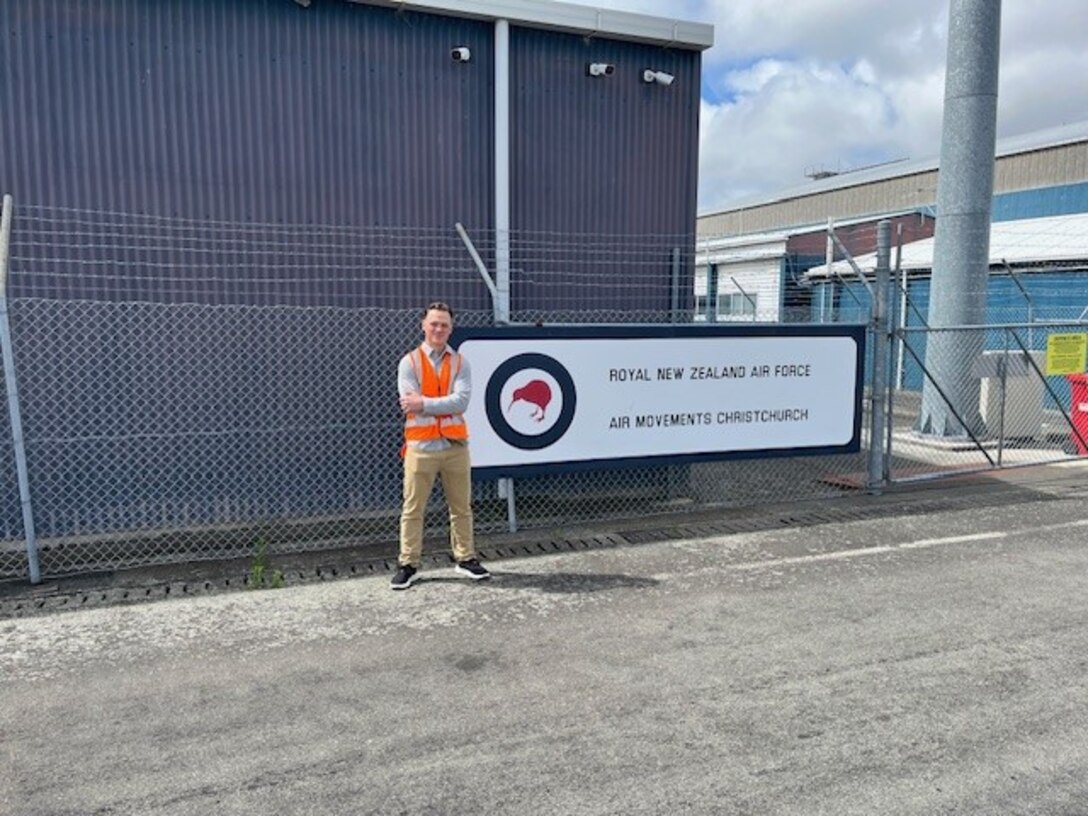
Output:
top-left (451, 47), bottom-right (471, 63)
top-left (587, 62), bottom-right (615, 77)
top-left (643, 69), bottom-right (675, 86)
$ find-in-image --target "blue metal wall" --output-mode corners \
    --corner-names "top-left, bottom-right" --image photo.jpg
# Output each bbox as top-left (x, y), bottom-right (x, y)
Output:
top-left (510, 28), bottom-right (699, 236)
top-left (992, 182), bottom-right (1088, 222)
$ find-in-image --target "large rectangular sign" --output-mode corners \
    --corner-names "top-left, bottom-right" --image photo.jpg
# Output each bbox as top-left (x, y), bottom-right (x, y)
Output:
top-left (455, 324), bottom-right (866, 477)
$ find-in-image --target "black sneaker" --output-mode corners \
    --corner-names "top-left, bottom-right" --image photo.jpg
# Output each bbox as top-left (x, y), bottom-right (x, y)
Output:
top-left (390, 564), bottom-right (419, 590)
top-left (454, 558), bottom-right (491, 580)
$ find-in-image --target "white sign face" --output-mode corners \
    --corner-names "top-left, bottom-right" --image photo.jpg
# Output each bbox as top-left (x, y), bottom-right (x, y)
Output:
top-left (458, 327), bottom-right (864, 474)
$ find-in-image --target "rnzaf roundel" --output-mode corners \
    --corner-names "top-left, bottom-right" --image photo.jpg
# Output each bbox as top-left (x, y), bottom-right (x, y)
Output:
top-left (485, 353), bottom-right (577, 450)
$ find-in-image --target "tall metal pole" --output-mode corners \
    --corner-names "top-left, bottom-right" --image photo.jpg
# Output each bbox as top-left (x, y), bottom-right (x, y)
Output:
top-left (494, 21), bottom-right (516, 531)
top-left (0, 195), bottom-right (42, 583)
top-left (867, 220), bottom-right (891, 492)
top-left (895, 223), bottom-right (907, 389)
top-left (494, 19), bottom-right (511, 326)
top-left (918, 0), bottom-right (1002, 437)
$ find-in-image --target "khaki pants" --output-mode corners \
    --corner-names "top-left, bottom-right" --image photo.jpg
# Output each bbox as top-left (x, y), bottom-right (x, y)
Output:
top-left (399, 444), bottom-right (475, 567)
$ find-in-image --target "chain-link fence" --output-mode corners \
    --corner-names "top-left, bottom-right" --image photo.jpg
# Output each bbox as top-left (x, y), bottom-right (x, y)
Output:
top-left (886, 323), bottom-right (1087, 481)
top-left (0, 203), bottom-right (874, 581)
top-left (1, 204), bottom-right (1085, 581)
top-left (807, 216), bottom-right (1088, 483)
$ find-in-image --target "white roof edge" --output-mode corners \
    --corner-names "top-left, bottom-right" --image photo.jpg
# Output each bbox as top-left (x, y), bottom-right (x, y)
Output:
top-left (804, 211), bottom-right (1088, 279)
top-left (698, 120), bottom-right (1088, 219)
top-left (355, 0), bottom-right (714, 50)
top-left (698, 231), bottom-right (790, 249)
top-left (696, 233), bottom-right (789, 266)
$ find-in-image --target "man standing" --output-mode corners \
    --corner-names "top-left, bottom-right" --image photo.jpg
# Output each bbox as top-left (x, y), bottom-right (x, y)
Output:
top-left (392, 302), bottom-right (491, 590)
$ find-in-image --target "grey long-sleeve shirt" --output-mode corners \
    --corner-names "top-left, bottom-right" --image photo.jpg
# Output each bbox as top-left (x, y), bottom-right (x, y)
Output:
top-left (397, 342), bottom-right (472, 451)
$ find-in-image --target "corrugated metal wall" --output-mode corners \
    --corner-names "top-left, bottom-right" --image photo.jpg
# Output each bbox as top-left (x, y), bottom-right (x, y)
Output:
top-left (2, 0), bottom-right (497, 307)
top-left (509, 27), bottom-right (700, 314)
top-left (2, 0), bottom-right (702, 314)
top-left (697, 171), bottom-right (938, 238)
top-left (991, 181), bottom-right (1088, 222)
top-left (510, 28), bottom-right (699, 236)
top-left (3, 0), bottom-right (495, 226)
top-left (996, 143), bottom-right (1088, 191)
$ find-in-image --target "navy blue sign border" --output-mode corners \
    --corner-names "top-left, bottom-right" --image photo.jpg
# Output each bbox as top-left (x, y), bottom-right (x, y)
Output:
top-left (453, 323), bottom-right (867, 480)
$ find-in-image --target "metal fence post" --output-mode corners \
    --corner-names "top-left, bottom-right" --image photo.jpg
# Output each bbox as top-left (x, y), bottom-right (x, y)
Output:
top-left (706, 263), bottom-right (719, 321)
top-left (455, 222), bottom-right (518, 532)
top-left (0, 194), bottom-right (42, 583)
top-left (671, 246), bottom-right (682, 323)
top-left (885, 222), bottom-right (905, 482)
top-left (867, 220), bottom-right (891, 493)
top-left (824, 218), bottom-right (835, 323)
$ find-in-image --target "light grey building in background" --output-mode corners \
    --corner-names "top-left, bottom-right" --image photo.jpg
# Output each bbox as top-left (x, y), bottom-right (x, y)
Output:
top-left (698, 122), bottom-right (1088, 239)
top-left (694, 122), bottom-right (1088, 327)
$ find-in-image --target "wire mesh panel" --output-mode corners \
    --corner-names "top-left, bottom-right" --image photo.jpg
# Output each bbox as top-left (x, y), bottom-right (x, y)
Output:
top-left (887, 323), bottom-right (1085, 482)
top-left (805, 217), bottom-right (1088, 484)
top-left (9, 299), bottom-right (412, 574)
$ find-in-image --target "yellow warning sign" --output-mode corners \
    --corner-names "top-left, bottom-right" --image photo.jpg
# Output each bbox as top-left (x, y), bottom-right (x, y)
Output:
top-left (1045, 333), bottom-right (1088, 376)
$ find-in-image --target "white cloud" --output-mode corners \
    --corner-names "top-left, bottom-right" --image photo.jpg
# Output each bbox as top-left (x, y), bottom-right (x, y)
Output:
top-left (590, 0), bottom-right (1088, 212)
top-left (698, 59), bottom-right (902, 208)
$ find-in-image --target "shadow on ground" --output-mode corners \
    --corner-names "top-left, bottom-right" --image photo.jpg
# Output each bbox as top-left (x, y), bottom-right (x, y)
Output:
top-left (415, 571), bottom-right (660, 594)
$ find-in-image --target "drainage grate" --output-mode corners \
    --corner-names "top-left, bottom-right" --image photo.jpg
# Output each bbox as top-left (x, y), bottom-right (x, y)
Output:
top-left (0, 487), bottom-right (1062, 619)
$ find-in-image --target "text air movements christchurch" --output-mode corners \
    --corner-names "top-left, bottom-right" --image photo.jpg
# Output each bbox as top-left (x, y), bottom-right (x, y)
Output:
top-left (614, 408), bottom-right (810, 430)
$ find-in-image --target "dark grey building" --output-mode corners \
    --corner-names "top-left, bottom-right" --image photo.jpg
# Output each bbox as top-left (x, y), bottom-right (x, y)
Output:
top-left (3, 0), bottom-right (712, 313)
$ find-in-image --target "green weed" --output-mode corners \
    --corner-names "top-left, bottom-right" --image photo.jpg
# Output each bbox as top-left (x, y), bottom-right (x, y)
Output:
top-left (248, 538), bottom-right (285, 590)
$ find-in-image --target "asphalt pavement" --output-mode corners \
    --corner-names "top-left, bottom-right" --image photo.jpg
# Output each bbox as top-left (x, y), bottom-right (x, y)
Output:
top-left (3, 463), bottom-right (1088, 815)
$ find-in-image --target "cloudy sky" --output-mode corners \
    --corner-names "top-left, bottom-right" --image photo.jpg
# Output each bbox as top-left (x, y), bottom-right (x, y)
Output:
top-left (591, 0), bottom-right (1088, 214)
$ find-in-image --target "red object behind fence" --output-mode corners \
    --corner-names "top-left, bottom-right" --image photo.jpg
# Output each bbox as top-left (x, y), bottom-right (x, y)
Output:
top-left (1067, 374), bottom-right (1088, 455)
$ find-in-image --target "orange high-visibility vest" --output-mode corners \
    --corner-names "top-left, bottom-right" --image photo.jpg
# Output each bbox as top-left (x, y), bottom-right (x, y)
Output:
top-left (403, 346), bottom-right (469, 447)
